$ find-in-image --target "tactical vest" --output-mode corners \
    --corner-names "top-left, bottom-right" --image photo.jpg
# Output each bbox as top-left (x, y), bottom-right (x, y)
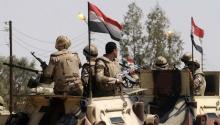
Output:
top-left (46, 50), bottom-right (81, 94)
top-left (94, 57), bottom-right (121, 96)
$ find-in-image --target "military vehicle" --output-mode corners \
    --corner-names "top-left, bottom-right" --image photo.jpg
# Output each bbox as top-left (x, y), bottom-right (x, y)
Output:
top-left (2, 87), bottom-right (158, 125)
top-left (140, 69), bottom-right (220, 125)
top-left (1, 61), bottom-right (159, 125)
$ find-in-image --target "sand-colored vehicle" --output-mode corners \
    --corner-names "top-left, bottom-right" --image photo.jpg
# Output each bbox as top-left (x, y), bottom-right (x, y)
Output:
top-left (3, 90), bottom-right (158, 125)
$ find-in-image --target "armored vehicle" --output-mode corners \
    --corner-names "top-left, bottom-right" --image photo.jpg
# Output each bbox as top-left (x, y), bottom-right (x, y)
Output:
top-left (140, 69), bottom-right (220, 125)
top-left (3, 89), bottom-right (158, 125)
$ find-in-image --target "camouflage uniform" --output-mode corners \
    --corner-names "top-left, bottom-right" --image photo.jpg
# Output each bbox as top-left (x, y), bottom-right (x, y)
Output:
top-left (81, 44), bottom-right (98, 97)
top-left (180, 53), bottom-right (206, 95)
top-left (95, 56), bottom-right (121, 96)
top-left (188, 59), bottom-right (206, 96)
top-left (44, 35), bottom-right (82, 95)
top-left (154, 56), bottom-right (168, 70)
top-left (193, 69), bottom-right (206, 96)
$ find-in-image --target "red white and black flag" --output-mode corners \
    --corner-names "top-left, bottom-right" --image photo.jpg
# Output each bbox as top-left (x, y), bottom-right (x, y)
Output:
top-left (191, 17), bottom-right (205, 53)
top-left (88, 2), bottom-right (123, 41)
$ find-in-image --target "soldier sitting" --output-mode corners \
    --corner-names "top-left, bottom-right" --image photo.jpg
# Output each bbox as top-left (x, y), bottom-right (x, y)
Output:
top-left (43, 35), bottom-right (82, 96)
top-left (95, 42), bottom-right (123, 97)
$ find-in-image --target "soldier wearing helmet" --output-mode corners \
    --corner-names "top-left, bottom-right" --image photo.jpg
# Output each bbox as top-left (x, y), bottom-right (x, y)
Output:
top-left (154, 56), bottom-right (169, 70)
top-left (95, 42), bottom-right (123, 96)
top-left (187, 58), bottom-right (206, 96)
top-left (44, 35), bottom-right (82, 95)
top-left (81, 44), bottom-right (98, 97)
top-left (180, 52), bottom-right (192, 70)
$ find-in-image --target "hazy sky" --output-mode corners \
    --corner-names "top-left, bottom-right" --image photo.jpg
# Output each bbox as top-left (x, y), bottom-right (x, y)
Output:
top-left (0, 0), bottom-right (219, 71)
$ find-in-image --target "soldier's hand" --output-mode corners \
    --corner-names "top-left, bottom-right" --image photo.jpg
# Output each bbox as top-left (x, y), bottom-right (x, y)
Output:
top-left (108, 78), bottom-right (123, 85)
top-left (115, 78), bottom-right (124, 85)
top-left (108, 78), bottom-right (118, 84)
top-left (37, 71), bottom-right (43, 75)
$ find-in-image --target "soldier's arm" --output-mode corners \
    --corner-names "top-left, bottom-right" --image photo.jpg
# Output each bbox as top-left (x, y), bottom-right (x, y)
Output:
top-left (96, 60), bottom-right (117, 85)
top-left (76, 53), bottom-right (82, 68)
top-left (193, 74), bottom-right (203, 89)
top-left (81, 65), bottom-right (89, 86)
top-left (43, 55), bottom-right (56, 78)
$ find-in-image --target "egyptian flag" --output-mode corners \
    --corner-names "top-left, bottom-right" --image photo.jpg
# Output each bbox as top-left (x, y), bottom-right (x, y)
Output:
top-left (191, 17), bottom-right (204, 53)
top-left (88, 2), bottom-right (123, 41)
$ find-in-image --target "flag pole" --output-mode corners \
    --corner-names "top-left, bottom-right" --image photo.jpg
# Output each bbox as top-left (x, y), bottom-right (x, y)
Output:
top-left (88, 2), bottom-right (92, 103)
top-left (200, 39), bottom-right (204, 71)
top-left (191, 17), bottom-right (195, 75)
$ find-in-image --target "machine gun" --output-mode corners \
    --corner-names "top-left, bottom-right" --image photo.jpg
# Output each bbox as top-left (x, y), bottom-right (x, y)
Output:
top-left (31, 52), bottom-right (47, 70)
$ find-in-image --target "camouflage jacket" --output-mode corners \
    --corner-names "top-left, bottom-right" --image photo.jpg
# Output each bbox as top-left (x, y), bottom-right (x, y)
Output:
top-left (193, 69), bottom-right (206, 96)
top-left (95, 56), bottom-right (121, 96)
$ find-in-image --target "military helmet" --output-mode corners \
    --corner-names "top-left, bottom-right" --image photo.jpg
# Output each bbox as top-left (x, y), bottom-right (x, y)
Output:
top-left (83, 44), bottom-right (98, 58)
top-left (0, 96), bottom-right (5, 106)
top-left (188, 58), bottom-right (200, 69)
top-left (55, 35), bottom-right (71, 50)
top-left (181, 52), bottom-right (192, 63)
top-left (154, 56), bottom-right (168, 69)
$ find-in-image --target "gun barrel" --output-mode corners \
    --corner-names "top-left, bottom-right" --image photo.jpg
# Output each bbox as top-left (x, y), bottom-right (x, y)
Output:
top-left (3, 63), bottom-right (39, 73)
top-left (31, 52), bottom-right (43, 62)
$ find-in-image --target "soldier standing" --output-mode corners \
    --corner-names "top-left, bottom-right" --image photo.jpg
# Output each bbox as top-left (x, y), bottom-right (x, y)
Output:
top-left (44, 35), bottom-right (82, 95)
top-left (95, 42), bottom-right (123, 96)
top-left (81, 44), bottom-right (98, 97)
top-left (154, 56), bottom-right (169, 70)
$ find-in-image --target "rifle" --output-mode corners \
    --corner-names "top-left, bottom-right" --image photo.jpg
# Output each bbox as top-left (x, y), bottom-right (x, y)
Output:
top-left (116, 64), bottom-right (140, 88)
top-left (119, 70), bottom-right (138, 88)
top-left (31, 52), bottom-right (47, 70)
top-left (3, 62), bottom-right (40, 73)
top-left (119, 63), bottom-right (142, 73)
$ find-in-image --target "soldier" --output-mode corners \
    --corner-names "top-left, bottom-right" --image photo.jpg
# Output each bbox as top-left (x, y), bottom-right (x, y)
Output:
top-left (180, 52), bottom-right (192, 70)
top-left (44, 35), bottom-right (82, 95)
top-left (188, 58), bottom-right (206, 96)
top-left (81, 44), bottom-right (98, 97)
top-left (154, 56), bottom-right (169, 70)
top-left (95, 42), bottom-right (123, 96)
